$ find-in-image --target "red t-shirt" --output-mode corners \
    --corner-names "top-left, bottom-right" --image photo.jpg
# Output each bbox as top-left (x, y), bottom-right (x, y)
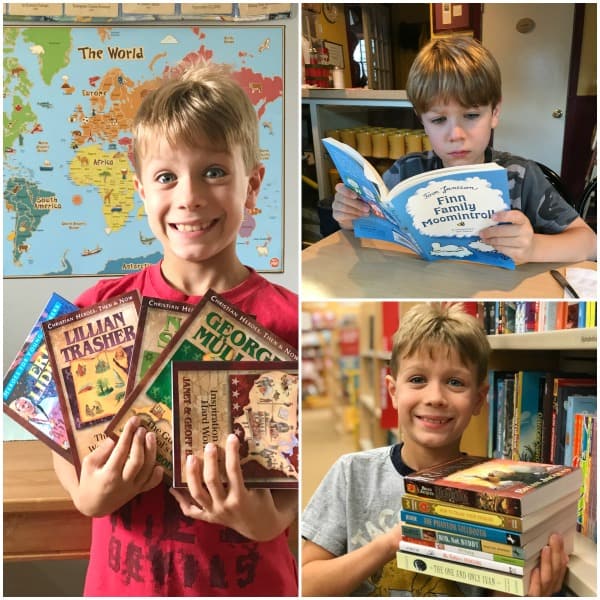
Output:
top-left (77, 263), bottom-right (298, 596)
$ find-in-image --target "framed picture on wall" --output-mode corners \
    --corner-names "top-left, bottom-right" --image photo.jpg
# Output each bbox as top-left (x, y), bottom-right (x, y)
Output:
top-left (432, 3), bottom-right (474, 33)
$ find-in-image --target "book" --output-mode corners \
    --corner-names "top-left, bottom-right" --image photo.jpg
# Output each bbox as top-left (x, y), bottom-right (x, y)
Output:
top-left (513, 371), bottom-right (546, 462)
top-left (563, 394), bottom-right (596, 465)
top-left (321, 136), bottom-right (515, 269)
top-left (396, 550), bottom-right (531, 595)
top-left (126, 296), bottom-right (194, 396)
top-left (171, 361), bottom-right (298, 489)
top-left (3, 292), bottom-right (78, 460)
top-left (42, 291), bottom-right (141, 475)
top-left (401, 489), bottom-right (579, 533)
top-left (105, 289), bottom-right (298, 479)
top-left (403, 455), bottom-right (582, 517)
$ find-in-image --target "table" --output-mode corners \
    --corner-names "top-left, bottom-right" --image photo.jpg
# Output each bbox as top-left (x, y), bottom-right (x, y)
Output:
top-left (302, 231), bottom-right (597, 299)
top-left (3, 440), bottom-right (91, 561)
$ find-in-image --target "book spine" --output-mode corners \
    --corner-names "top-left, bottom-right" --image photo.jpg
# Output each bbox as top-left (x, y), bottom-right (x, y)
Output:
top-left (399, 540), bottom-right (525, 574)
top-left (401, 524), bottom-right (526, 559)
top-left (400, 510), bottom-right (523, 545)
top-left (396, 551), bottom-right (526, 595)
top-left (402, 495), bottom-right (524, 531)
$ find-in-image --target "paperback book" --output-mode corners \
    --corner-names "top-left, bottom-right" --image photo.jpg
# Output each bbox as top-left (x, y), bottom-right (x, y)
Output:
top-left (126, 296), bottom-right (194, 396)
top-left (42, 291), bottom-right (141, 474)
top-left (322, 137), bottom-right (515, 269)
top-left (105, 289), bottom-right (298, 479)
top-left (171, 361), bottom-right (298, 488)
top-left (3, 292), bottom-right (77, 460)
top-left (403, 455), bottom-right (582, 516)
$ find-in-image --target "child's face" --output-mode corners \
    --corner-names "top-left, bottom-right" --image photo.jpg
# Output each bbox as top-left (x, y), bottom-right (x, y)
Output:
top-left (386, 347), bottom-right (487, 463)
top-left (420, 98), bottom-right (500, 167)
top-left (134, 133), bottom-right (263, 270)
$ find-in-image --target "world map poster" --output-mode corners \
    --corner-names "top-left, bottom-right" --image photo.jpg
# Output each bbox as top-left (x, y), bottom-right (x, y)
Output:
top-left (4, 25), bottom-right (285, 276)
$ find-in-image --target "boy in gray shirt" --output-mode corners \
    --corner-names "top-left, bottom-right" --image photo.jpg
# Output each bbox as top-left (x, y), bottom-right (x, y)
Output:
top-left (301, 303), bottom-right (569, 596)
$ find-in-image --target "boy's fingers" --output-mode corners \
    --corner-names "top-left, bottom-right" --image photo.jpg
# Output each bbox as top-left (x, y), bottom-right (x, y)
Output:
top-left (203, 443), bottom-right (226, 502)
top-left (224, 434), bottom-right (244, 498)
top-left (185, 454), bottom-right (212, 508)
top-left (83, 435), bottom-right (116, 469)
top-left (105, 416), bottom-right (140, 471)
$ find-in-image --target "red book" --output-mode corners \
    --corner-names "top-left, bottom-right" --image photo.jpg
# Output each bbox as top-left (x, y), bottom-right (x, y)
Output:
top-left (382, 302), bottom-right (399, 352)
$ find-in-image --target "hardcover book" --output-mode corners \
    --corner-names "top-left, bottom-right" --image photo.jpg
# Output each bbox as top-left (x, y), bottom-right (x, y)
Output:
top-left (42, 291), bottom-right (141, 474)
top-left (3, 292), bottom-right (77, 460)
top-left (105, 289), bottom-right (298, 479)
top-left (403, 455), bottom-right (582, 516)
top-left (322, 137), bottom-right (515, 269)
top-left (126, 296), bottom-right (194, 396)
top-left (171, 361), bottom-right (298, 489)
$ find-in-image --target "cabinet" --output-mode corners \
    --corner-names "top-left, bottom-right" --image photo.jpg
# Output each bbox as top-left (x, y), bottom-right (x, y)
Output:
top-left (302, 89), bottom-right (417, 199)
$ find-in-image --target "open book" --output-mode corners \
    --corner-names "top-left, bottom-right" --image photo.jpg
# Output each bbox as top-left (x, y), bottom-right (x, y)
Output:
top-left (322, 137), bottom-right (515, 269)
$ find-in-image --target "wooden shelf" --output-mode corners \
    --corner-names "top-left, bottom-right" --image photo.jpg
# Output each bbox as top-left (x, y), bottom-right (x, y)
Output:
top-left (567, 533), bottom-right (597, 596)
top-left (488, 327), bottom-right (597, 351)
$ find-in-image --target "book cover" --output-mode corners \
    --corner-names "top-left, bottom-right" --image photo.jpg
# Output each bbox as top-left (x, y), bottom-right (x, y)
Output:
top-left (403, 455), bottom-right (582, 516)
top-left (126, 296), bottom-right (194, 396)
top-left (563, 394), bottom-right (596, 465)
top-left (3, 292), bottom-right (77, 460)
top-left (401, 489), bottom-right (579, 533)
top-left (514, 371), bottom-right (546, 462)
top-left (321, 137), bottom-right (515, 269)
top-left (396, 550), bottom-right (530, 595)
top-left (42, 291), bottom-right (141, 475)
top-left (171, 361), bottom-right (298, 489)
top-left (105, 289), bottom-right (298, 479)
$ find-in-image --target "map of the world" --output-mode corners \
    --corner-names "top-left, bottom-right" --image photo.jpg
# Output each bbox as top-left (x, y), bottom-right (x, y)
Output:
top-left (4, 25), bottom-right (284, 276)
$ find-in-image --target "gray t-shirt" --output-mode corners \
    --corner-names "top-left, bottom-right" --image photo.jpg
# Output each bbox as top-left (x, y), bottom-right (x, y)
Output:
top-left (302, 445), bottom-right (484, 596)
top-left (383, 148), bottom-right (580, 233)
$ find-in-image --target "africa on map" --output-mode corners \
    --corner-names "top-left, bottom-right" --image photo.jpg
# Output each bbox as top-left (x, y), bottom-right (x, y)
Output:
top-left (3, 25), bottom-right (284, 276)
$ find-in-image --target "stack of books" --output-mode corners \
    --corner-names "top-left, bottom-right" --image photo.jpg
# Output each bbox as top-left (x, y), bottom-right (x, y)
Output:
top-left (397, 455), bottom-right (582, 595)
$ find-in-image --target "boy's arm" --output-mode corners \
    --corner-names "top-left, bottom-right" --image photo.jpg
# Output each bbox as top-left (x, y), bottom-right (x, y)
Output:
top-left (480, 213), bottom-right (597, 263)
top-left (301, 526), bottom-right (400, 596)
top-left (52, 416), bottom-right (163, 517)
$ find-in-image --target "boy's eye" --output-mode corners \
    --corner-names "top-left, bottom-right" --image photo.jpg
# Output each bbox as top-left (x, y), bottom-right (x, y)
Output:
top-left (156, 172), bottom-right (176, 184)
top-left (464, 112), bottom-right (480, 120)
top-left (204, 166), bottom-right (226, 178)
top-left (448, 377), bottom-right (465, 387)
top-left (430, 116), bottom-right (446, 125)
top-left (408, 375), bottom-right (426, 384)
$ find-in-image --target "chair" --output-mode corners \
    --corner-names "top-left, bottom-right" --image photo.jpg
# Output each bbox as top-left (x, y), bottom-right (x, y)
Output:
top-left (578, 177), bottom-right (597, 231)
top-left (535, 161), bottom-right (574, 207)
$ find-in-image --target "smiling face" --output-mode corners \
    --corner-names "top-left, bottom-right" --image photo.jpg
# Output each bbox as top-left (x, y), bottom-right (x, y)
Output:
top-left (420, 98), bottom-right (500, 167)
top-left (386, 346), bottom-right (487, 470)
top-left (134, 135), bottom-right (264, 281)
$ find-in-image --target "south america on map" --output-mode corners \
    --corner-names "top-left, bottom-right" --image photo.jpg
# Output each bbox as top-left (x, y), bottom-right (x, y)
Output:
top-left (3, 26), bottom-right (284, 276)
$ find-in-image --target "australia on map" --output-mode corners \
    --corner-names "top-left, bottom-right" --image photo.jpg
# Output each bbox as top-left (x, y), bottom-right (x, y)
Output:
top-left (3, 25), bottom-right (284, 276)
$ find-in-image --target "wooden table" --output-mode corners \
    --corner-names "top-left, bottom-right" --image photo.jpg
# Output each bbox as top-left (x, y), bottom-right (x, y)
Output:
top-left (302, 231), bottom-right (597, 299)
top-left (3, 440), bottom-right (91, 561)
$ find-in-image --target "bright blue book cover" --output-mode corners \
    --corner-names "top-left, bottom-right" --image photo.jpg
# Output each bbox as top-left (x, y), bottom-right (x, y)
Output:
top-left (3, 292), bottom-right (77, 460)
top-left (564, 394), bottom-right (597, 465)
top-left (516, 371), bottom-right (546, 462)
top-left (322, 137), bottom-right (515, 269)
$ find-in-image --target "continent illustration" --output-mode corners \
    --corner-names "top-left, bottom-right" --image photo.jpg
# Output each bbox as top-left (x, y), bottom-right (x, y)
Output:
top-left (4, 25), bottom-right (284, 276)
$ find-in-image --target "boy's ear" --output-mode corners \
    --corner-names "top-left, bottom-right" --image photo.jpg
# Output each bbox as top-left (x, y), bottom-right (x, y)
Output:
top-left (134, 175), bottom-right (145, 201)
top-left (385, 374), bottom-right (398, 409)
top-left (472, 382), bottom-right (489, 416)
top-left (491, 102), bottom-right (502, 129)
top-left (245, 164), bottom-right (265, 210)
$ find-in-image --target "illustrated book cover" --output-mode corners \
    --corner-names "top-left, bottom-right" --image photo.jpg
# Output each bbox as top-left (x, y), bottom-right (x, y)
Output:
top-left (171, 361), bottom-right (298, 489)
top-left (42, 291), bottom-right (141, 474)
top-left (105, 289), bottom-right (298, 479)
top-left (126, 296), bottom-right (194, 396)
top-left (403, 455), bottom-right (582, 517)
top-left (3, 292), bottom-right (77, 460)
top-left (322, 137), bottom-right (515, 269)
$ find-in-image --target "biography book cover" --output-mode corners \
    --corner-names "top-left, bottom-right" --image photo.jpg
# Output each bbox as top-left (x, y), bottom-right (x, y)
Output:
top-left (105, 289), bottom-right (298, 479)
top-left (126, 296), bottom-right (194, 396)
top-left (42, 291), bottom-right (141, 474)
top-left (3, 292), bottom-right (77, 460)
top-left (322, 137), bottom-right (515, 269)
top-left (403, 455), bottom-right (582, 517)
top-left (171, 361), bottom-right (298, 489)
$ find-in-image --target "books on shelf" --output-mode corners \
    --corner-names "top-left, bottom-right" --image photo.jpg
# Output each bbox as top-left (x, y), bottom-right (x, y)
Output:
top-left (171, 361), bottom-right (298, 489)
top-left (42, 291), bottom-right (141, 474)
top-left (321, 136), bottom-right (515, 269)
top-left (3, 292), bottom-right (78, 461)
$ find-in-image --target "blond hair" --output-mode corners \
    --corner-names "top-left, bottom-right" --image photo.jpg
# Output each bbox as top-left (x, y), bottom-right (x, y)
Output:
top-left (407, 36), bottom-right (501, 115)
top-left (132, 61), bottom-right (260, 174)
top-left (390, 303), bottom-right (490, 384)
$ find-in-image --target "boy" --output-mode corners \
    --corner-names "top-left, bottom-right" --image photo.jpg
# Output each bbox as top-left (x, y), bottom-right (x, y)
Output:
top-left (52, 62), bottom-right (298, 596)
top-left (301, 303), bottom-right (568, 596)
top-left (332, 37), bottom-right (596, 263)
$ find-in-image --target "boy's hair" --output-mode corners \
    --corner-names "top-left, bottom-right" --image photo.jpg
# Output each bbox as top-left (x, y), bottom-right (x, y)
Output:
top-left (407, 36), bottom-right (502, 115)
top-left (132, 61), bottom-right (260, 174)
top-left (390, 303), bottom-right (490, 385)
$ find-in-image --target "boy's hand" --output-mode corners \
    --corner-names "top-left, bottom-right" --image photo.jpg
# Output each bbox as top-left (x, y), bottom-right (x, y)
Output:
top-left (170, 433), bottom-right (297, 541)
top-left (479, 210), bottom-right (536, 263)
top-left (75, 416), bottom-right (164, 516)
top-left (332, 183), bottom-right (370, 229)
top-left (526, 533), bottom-right (568, 596)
